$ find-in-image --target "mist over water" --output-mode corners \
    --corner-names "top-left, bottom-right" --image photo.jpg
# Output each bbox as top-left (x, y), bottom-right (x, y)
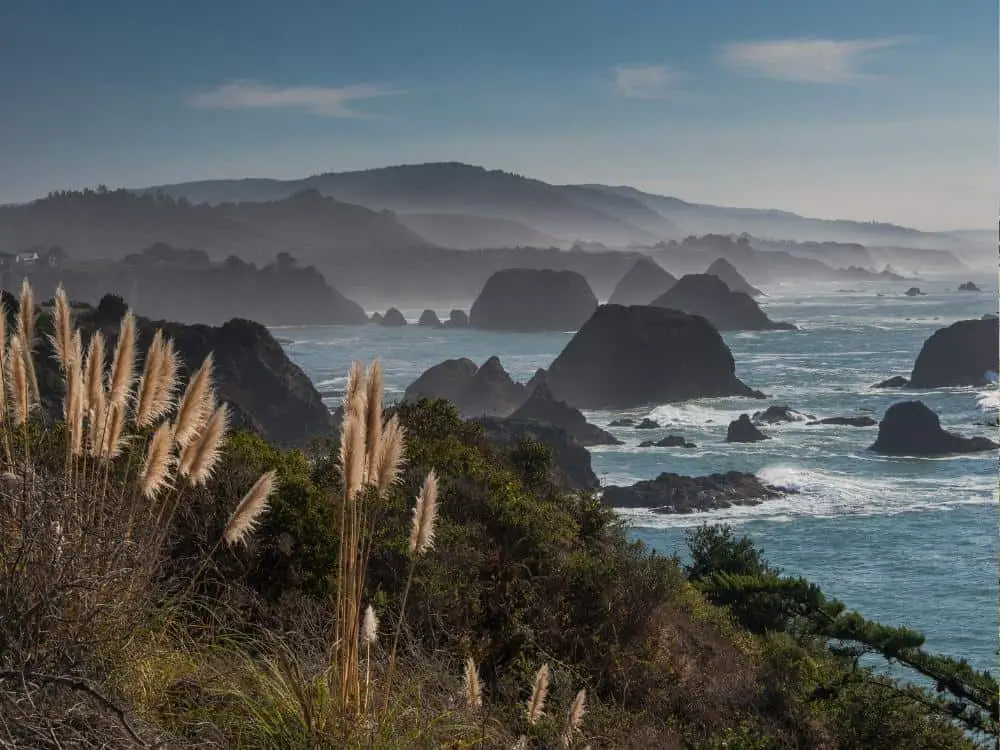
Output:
top-left (278, 275), bottom-right (997, 671)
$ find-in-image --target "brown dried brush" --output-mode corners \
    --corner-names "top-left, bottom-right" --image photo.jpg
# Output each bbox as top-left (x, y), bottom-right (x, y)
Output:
top-left (561, 689), bottom-right (587, 747)
top-left (133, 330), bottom-right (165, 427)
top-left (7, 334), bottom-right (30, 427)
top-left (107, 310), bottom-right (137, 411)
top-left (178, 403), bottom-right (229, 486)
top-left (371, 415), bottom-right (406, 496)
top-left (464, 657), bottom-right (483, 710)
top-left (526, 663), bottom-right (550, 725)
top-left (408, 469), bottom-right (439, 555)
top-left (223, 470), bottom-right (276, 546)
top-left (173, 353), bottom-right (214, 448)
top-left (17, 278), bottom-right (39, 402)
top-left (139, 422), bottom-right (173, 499)
top-left (49, 284), bottom-right (73, 372)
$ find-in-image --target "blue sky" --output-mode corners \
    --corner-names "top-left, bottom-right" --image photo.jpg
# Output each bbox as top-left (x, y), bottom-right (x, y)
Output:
top-left (0, 0), bottom-right (995, 229)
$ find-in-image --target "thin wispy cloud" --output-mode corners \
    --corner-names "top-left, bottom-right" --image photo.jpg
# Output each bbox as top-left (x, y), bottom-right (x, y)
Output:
top-left (188, 80), bottom-right (402, 117)
top-left (717, 37), bottom-right (911, 84)
top-left (613, 64), bottom-right (681, 98)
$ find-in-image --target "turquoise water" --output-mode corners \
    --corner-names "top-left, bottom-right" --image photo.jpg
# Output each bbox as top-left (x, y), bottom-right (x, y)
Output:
top-left (277, 275), bottom-right (998, 672)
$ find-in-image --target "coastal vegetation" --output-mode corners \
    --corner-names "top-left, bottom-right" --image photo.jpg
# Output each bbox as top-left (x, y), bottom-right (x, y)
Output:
top-left (0, 282), bottom-right (994, 748)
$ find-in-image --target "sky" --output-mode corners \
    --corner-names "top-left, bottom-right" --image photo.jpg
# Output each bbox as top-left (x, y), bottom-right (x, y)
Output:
top-left (0, 0), bottom-right (995, 230)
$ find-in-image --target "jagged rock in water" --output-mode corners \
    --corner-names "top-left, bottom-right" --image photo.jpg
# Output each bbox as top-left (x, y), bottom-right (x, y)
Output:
top-left (602, 470), bottom-right (788, 513)
top-left (650, 274), bottom-right (795, 331)
top-left (635, 418), bottom-right (661, 430)
top-left (904, 287), bottom-right (924, 296)
top-left (544, 305), bottom-right (762, 409)
top-left (444, 309), bottom-right (470, 328)
top-left (403, 356), bottom-right (525, 417)
top-left (807, 416), bottom-right (877, 427)
top-left (370, 312), bottom-right (384, 324)
top-left (609, 418), bottom-right (635, 427)
top-left (607, 257), bottom-right (677, 306)
top-left (958, 281), bottom-right (982, 292)
top-left (418, 309), bottom-right (442, 327)
top-left (403, 357), bottom-right (479, 403)
top-left (705, 257), bottom-right (763, 297)
top-left (908, 318), bottom-right (999, 388)
top-left (470, 268), bottom-right (597, 331)
top-left (380, 307), bottom-right (407, 326)
top-left (524, 368), bottom-right (547, 395)
top-left (726, 414), bottom-right (770, 443)
top-left (873, 376), bottom-right (908, 388)
top-left (476, 417), bottom-right (599, 492)
top-left (870, 401), bottom-right (998, 455)
top-left (752, 405), bottom-right (813, 424)
top-left (509, 383), bottom-right (620, 446)
top-left (639, 435), bottom-right (696, 448)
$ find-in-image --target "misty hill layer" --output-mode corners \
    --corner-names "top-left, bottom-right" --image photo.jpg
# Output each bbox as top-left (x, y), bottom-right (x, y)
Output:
top-left (607, 256), bottom-right (677, 305)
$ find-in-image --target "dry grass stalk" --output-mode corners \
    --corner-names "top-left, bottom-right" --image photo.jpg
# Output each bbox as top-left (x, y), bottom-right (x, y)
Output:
top-left (339, 409), bottom-right (366, 501)
top-left (154, 338), bottom-right (179, 419)
top-left (179, 403), bottom-right (229, 486)
top-left (371, 415), bottom-right (405, 496)
top-left (408, 470), bottom-right (439, 556)
top-left (49, 284), bottom-right (73, 372)
top-left (527, 663), bottom-right (550, 725)
top-left (67, 332), bottom-right (85, 456)
top-left (173, 354), bottom-right (214, 448)
top-left (561, 689), bottom-right (587, 747)
top-left (133, 330), bottom-right (165, 427)
top-left (107, 311), bottom-right (137, 411)
top-left (7, 334), bottom-right (30, 427)
top-left (363, 359), bottom-right (383, 482)
top-left (139, 422), bottom-right (173, 499)
top-left (17, 278), bottom-right (39, 402)
top-left (85, 331), bottom-right (107, 414)
top-left (102, 402), bottom-right (126, 459)
top-left (223, 470), bottom-right (276, 546)
top-left (0, 302), bottom-right (9, 419)
top-left (464, 657), bottom-right (483, 710)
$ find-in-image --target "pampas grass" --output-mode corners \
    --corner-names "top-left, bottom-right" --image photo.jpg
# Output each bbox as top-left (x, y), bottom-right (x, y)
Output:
top-left (85, 331), bottom-right (106, 416)
top-left (107, 311), bottom-right (137, 411)
top-left (49, 284), bottom-right (73, 372)
top-left (464, 657), bottom-right (482, 710)
top-left (7, 334), bottom-right (30, 427)
top-left (223, 469), bottom-right (276, 547)
top-left (17, 278), bottom-right (39, 403)
top-left (140, 422), bottom-right (173, 499)
top-left (102, 402), bottom-right (126, 459)
top-left (179, 403), bottom-right (229, 486)
top-left (173, 353), bottom-right (214, 448)
top-left (527, 663), bottom-right (550, 725)
top-left (408, 470), bottom-right (438, 555)
top-left (561, 689), bottom-right (587, 747)
top-left (134, 330), bottom-right (165, 428)
top-left (371, 415), bottom-right (405, 497)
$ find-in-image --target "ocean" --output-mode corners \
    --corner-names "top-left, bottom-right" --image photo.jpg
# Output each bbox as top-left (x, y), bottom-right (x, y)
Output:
top-left (276, 275), bottom-right (998, 673)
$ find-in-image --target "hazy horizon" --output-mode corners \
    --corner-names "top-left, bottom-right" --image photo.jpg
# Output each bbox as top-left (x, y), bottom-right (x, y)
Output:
top-left (1, 0), bottom-right (995, 232)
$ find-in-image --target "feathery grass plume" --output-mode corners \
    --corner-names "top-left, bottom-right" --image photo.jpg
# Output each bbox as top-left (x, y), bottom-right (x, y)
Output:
top-left (464, 657), bottom-right (483, 710)
top-left (133, 330), bottom-right (165, 427)
top-left (173, 353), bottom-right (214, 448)
top-left (67, 334), bottom-right (85, 455)
top-left (153, 337), bottom-right (179, 418)
top-left (7, 334), bottom-right (29, 427)
top-left (0, 301), bottom-right (8, 420)
top-left (526, 663), bottom-right (550, 725)
top-left (371, 415), bottom-right (406, 496)
top-left (223, 470), bottom-right (276, 546)
top-left (343, 360), bottom-right (366, 417)
top-left (139, 422), bottom-right (173, 499)
top-left (338, 409), bottom-right (367, 501)
top-left (408, 470), bottom-right (439, 555)
top-left (17, 278), bottom-right (39, 402)
top-left (363, 359), bottom-right (383, 481)
top-left (107, 310), bottom-right (137, 411)
top-left (102, 402), bottom-right (126, 459)
top-left (179, 403), bottom-right (229, 486)
top-left (561, 689), bottom-right (587, 747)
top-left (49, 284), bottom-right (73, 371)
top-left (361, 605), bottom-right (379, 646)
top-left (84, 331), bottom-right (107, 413)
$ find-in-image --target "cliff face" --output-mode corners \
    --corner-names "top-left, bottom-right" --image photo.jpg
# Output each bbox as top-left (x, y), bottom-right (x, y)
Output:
top-left (908, 318), bottom-right (999, 388)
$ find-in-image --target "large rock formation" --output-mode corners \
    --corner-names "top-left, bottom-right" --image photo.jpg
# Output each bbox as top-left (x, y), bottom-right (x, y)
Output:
top-left (417, 309), bottom-right (442, 327)
top-left (873, 376), bottom-right (908, 388)
top-left (726, 414), bottom-right (770, 443)
top-left (544, 305), bottom-right (762, 409)
top-left (705, 258), bottom-right (763, 297)
top-left (444, 309), bottom-right (470, 328)
top-left (602, 471), bottom-right (788, 513)
top-left (905, 287), bottom-right (924, 296)
top-left (607, 257), bottom-right (677, 306)
top-left (402, 356), bottom-right (525, 417)
top-left (958, 281), bottom-right (982, 292)
top-left (639, 435), bottom-right (696, 448)
top-left (475, 417), bottom-right (599, 492)
top-left (908, 318), bottom-right (999, 388)
top-left (380, 307), bottom-right (407, 326)
top-left (508, 383), bottom-right (620, 446)
top-left (469, 268), bottom-right (598, 331)
top-left (870, 401), bottom-right (998, 455)
top-left (650, 274), bottom-right (795, 331)
top-left (752, 405), bottom-right (812, 424)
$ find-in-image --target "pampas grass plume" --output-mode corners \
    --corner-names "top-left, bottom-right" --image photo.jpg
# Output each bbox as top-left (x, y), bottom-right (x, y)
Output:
top-left (361, 605), bottom-right (379, 646)
top-left (102, 402), bottom-right (126, 459)
top-left (339, 409), bottom-right (366, 501)
top-left (7, 334), bottom-right (29, 426)
top-left (526, 663), bottom-right (550, 725)
top-left (363, 359), bottom-right (383, 476)
top-left (107, 310), bottom-right (137, 410)
top-left (17, 278), bottom-right (39, 402)
top-left (85, 331), bottom-right (106, 414)
top-left (464, 657), bottom-right (483, 709)
top-left (224, 470), bottom-right (276, 546)
top-left (408, 470), bottom-right (438, 555)
top-left (174, 353), bottom-right (214, 448)
top-left (50, 284), bottom-right (73, 371)
top-left (561, 689), bottom-right (587, 747)
top-left (134, 330), bottom-right (165, 427)
top-left (140, 422), bottom-right (173, 499)
top-left (372, 415), bottom-right (406, 496)
top-left (180, 403), bottom-right (229, 486)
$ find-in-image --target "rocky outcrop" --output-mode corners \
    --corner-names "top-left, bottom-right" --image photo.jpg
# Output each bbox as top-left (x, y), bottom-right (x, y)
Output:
top-left (476, 417), bottom-right (599, 492)
top-left (752, 405), bottom-right (813, 424)
top-left (635, 418), bottom-right (661, 430)
top-left (418, 309), bottom-right (442, 327)
top-left (807, 416), bottom-right (876, 427)
top-left (650, 274), bottom-right (795, 331)
top-left (958, 281), bottom-right (982, 292)
top-left (402, 356), bottom-right (525, 417)
top-left (609, 418), bottom-right (634, 427)
top-left (870, 401), bottom-right (998, 455)
top-left (607, 257), bottom-right (677, 306)
top-left (469, 268), bottom-right (598, 331)
top-left (726, 414), bottom-right (770, 443)
top-left (544, 305), bottom-right (762, 409)
top-left (370, 312), bottom-right (384, 324)
top-left (524, 368), bottom-right (547, 395)
top-left (705, 258), bottom-right (763, 297)
top-left (444, 309), bottom-right (470, 328)
top-left (508, 383), bottom-right (620, 446)
top-left (908, 318), bottom-right (999, 388)
top-left (602, 471), bottom-right (788, 513)
top-left (905, 287), bottom-right (924, 297)
top-left (380, 307), bottom-right (407, 326)
top-left (639, 435), bottom-right (696, 448)
top-left (873, 376), bottom-right (908, 388)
